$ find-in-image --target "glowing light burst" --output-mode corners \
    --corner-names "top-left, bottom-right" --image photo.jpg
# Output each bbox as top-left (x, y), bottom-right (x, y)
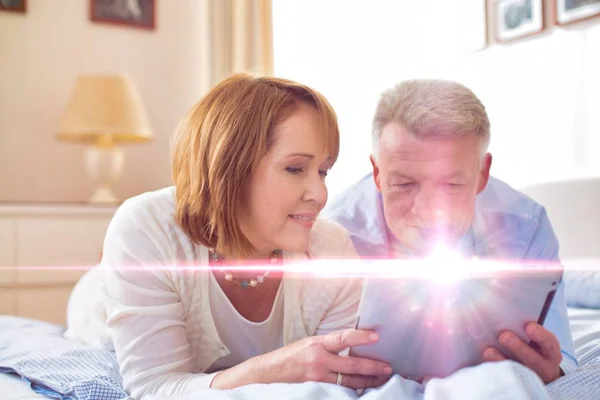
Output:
top-left (417, 244), bottom-right (471, 286)
top-left (2, 243), bottom-right (576, 377)
top-left (0, 244), bottom-right (581, 282)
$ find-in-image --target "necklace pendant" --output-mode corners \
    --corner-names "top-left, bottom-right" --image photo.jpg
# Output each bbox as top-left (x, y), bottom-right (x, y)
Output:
top-left (240, 280), bottom-right (249, 289)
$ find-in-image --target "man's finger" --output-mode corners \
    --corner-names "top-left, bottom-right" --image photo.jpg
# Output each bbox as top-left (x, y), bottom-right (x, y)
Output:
top-left (483, 347), bottom-right (507, 362)
top-left (499, 332), bottom-right (549, 376)
top-left (525, 323), bottom-right (562, 364)
top-left (321, 329), bottom-right (379, 354)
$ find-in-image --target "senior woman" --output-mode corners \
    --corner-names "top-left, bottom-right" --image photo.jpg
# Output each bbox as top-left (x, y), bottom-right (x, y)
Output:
top-left (65, 74), bottom-right (391, 399)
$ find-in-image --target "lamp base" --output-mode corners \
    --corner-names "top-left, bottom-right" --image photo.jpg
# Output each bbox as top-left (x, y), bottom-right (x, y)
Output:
top-left (89, 184), bottom-right (120, 205)
top-left (84, 145), bottom-right (124, 205)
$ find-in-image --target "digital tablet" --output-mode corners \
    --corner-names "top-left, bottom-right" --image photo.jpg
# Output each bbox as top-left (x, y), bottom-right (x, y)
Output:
top-left (348, 260), bottom-right (563, 380)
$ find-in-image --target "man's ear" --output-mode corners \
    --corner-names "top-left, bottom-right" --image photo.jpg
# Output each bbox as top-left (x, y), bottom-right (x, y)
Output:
top-left (477, 153), bottom-right (492, 194)
top-left (370, 154), bottom-right (382, 192)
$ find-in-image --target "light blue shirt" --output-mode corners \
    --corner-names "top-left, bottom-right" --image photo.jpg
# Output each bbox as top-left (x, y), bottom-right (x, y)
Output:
top-left (324, 173), bottom-right (577, 372)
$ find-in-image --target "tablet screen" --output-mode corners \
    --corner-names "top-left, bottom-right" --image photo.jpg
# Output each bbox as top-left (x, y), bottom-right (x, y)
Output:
top-left (349, 263), bottom-right (562, 379)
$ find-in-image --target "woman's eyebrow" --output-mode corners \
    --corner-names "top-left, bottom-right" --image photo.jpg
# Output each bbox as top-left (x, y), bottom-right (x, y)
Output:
top-left (285, 153), bottom-right (314, 159)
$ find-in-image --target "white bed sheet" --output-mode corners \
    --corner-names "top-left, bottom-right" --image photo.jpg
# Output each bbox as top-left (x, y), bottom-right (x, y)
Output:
top-left (1, 308), bottom-right (598, 400)
top-left (568, 307), bottom-right (600, 362)
top-left (0, 373), bottom-right (47, 400)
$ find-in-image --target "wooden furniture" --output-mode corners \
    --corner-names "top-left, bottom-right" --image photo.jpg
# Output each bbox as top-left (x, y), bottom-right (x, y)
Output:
top-left (0, 203), bottom-right (116, 325)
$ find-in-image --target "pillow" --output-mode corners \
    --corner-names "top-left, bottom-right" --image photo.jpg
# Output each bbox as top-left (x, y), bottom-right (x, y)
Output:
top-left (562, 258), bottom-right (600, 309)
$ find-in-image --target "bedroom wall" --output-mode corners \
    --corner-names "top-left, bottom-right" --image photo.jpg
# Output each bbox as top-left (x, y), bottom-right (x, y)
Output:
top-left (0, 0), bottom-right (212, 203)
top-left (273, 0), bottom-right (600, 197)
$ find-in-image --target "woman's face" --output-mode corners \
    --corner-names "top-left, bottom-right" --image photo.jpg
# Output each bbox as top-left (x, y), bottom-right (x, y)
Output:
top-left (237, 102), bottom-right (334, 258)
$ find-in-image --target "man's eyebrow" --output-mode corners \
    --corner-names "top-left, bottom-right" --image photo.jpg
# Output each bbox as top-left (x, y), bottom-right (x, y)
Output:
top-left (387, 170), bottom-right (414, 180)
top-left (442, 172), bottom-right (467, 180)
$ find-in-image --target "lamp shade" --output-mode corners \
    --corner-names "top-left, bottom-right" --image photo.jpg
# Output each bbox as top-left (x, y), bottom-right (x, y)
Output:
top-left (57, 74), bottom-right (153, 144)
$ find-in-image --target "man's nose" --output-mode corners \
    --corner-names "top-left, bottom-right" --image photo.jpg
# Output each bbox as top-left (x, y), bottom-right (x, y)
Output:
top-left (411, 189), bottom-right (448, 227)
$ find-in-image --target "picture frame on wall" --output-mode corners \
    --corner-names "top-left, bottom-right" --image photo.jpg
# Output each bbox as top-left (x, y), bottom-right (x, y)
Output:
top-left (556, 0), bottom-right (600, 25)
top-left (90, 0), bottom-right (155, 30)
top-left (0, 0), bottom-right (26, 13)
top-left (495, 0), bottom-right (544, 42)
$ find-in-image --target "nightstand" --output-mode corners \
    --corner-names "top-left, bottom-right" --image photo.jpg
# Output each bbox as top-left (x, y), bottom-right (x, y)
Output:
top-left (0, 203), bottom-right (117, 325)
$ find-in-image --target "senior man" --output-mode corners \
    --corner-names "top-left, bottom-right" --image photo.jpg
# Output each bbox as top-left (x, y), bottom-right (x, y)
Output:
top-left (325, 79), bottom-right (576, 383)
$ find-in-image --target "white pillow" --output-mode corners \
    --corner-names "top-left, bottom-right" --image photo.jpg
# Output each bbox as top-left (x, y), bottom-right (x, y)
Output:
top-left (562, 258), bottom-right (600, 309)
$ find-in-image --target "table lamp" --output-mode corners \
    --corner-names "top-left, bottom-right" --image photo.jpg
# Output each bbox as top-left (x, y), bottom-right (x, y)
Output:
top-left (56, 74), bottom-right (153, 204)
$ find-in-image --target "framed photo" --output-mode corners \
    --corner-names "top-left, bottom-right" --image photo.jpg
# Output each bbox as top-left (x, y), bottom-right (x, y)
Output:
top-left (0, 0), bottom-right (26, 13)
top-left (556, 0), bottom-right (600, 25)
top-left (90, 0), bottom-right (155, 30)
top-left (495, 0), bottom-right (544, 42)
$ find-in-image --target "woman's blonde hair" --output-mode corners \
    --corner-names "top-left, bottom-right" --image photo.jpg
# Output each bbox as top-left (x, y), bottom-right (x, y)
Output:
top-left (171, 73), bottom-right (339, 258)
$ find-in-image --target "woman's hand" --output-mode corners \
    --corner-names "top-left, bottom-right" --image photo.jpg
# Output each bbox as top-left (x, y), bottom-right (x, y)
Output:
top-left (211, 329), bottom-right (393, 390)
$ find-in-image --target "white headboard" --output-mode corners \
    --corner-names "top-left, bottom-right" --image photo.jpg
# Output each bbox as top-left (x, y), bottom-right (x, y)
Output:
top-left (519, 178), bottom-right (600, 260)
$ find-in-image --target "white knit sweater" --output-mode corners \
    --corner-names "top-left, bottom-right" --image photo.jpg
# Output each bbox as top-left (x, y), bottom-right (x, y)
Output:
top-left (65, 187), bottom-right (362, 399)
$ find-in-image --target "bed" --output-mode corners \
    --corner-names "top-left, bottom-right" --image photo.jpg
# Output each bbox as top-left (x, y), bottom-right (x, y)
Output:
top-left (0, 373), bottom-right (46, 400)
top-left (1, 258), bottom-right (600, 400)
top-left (0, 317), bottom-right (127, 400)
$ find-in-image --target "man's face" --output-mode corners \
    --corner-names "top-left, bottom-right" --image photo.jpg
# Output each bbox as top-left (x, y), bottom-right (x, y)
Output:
top-left (372, 122), bottom-right (492, 256)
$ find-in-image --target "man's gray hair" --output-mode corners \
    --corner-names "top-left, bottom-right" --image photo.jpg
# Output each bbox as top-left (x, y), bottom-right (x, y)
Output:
top-left (372, 79), bottom-right (490, 158)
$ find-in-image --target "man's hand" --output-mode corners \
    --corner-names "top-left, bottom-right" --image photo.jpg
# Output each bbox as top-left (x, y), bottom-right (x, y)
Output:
top-left (483, 322), bottom-right (563, 384)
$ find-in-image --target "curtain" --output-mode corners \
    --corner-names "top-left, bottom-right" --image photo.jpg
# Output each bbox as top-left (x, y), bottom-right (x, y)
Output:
top-left (207, 0), bottom-right (273, 85)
